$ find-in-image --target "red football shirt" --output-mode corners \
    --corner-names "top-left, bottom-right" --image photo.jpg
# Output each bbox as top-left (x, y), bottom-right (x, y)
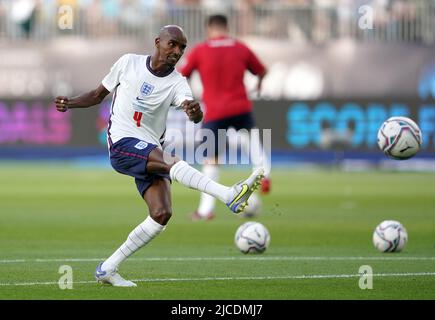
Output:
top-left (179, 36), bottom-right (266, 123)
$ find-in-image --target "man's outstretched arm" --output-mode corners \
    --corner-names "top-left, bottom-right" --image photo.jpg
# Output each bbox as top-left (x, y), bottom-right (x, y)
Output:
top-left (55, 84), bottom-right (110, 112)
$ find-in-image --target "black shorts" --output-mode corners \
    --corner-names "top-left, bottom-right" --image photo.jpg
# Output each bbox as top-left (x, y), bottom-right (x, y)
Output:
top-left (109, 137), bottom-right (171, 197)
top-left (200, 112), bottom-right (255, 158)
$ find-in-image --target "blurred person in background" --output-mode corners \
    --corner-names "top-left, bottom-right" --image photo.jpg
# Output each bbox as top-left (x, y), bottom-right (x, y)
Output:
top-left (180, 14), bottom-right (271, 221)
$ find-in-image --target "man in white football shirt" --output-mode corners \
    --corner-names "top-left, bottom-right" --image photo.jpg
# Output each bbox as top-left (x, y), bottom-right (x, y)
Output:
top-left (54, 25), bottom-right (264, 287)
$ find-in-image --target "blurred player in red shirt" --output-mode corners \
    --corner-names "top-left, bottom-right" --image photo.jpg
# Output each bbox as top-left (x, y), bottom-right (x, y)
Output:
top-left (180, 14), bottom-right (271, 221)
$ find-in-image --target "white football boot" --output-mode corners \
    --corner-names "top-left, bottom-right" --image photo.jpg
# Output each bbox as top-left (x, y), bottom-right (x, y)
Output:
top-left (226, 168), bottom-right (265, 214)
top-left (95, 262), bottom-right (137, 287)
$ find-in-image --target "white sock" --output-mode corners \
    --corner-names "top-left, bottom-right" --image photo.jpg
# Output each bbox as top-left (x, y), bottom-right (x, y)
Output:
top-left (102, 216), bottom-right (165, 271)
top-left (197, 164), bottom-right (218, 217)
top-left (170, 160), bottom-right (230, 203)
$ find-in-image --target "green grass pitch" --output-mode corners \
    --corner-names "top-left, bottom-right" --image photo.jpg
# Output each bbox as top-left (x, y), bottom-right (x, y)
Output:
top-left (0, 163), bottom-right (434, 299)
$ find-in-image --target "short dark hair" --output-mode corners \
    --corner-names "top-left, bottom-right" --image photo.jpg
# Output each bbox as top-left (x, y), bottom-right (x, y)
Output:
top-left (207, 14), bottom-right (228, 28)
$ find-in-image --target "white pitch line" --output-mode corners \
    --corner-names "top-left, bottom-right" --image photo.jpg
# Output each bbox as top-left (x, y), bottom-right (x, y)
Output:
top-left (1, 256), bottom-right (435, 264)
top-left (1, 272), bottom-right (435, 287)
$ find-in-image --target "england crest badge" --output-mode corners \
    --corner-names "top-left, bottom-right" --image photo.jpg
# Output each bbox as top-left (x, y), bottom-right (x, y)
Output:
top-left (138, 82), bottom-right (154, 99)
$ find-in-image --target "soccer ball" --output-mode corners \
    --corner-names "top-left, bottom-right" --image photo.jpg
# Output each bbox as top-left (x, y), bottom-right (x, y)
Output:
top-left (234, 222), bottom-right (270, 254)
top-left (377, 116), bottom-right (422, 160)
top-left (372, 220), bottom-right (408, 252)
top-left (239, 193), bottom-right (262, 218)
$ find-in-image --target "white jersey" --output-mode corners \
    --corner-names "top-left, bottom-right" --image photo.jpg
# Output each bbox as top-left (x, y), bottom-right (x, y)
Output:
top-left (101, 54), bottom-right (193, 147)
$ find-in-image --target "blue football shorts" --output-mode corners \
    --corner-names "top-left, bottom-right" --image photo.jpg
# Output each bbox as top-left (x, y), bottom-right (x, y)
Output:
top-left (109, 137), bottom-right (171, 197)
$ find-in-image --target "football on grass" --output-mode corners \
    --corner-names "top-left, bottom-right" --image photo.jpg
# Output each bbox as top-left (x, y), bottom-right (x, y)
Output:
top-left (373, 220), bottom-right (408, 252)
top-left (235, 222), bottom-right (270, 254)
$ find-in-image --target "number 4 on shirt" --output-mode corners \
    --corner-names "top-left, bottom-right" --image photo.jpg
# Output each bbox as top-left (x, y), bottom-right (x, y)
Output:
top-left (133, 111), bottom-right (142, 127)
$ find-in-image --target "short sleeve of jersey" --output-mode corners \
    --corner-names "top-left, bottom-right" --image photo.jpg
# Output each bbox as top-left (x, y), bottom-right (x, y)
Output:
top-left (171, 77), bottom-right (194, 109)
top-left (245, 46), bottom-right (266, 76)
top-left (101, 54), bottom-right (130, 92)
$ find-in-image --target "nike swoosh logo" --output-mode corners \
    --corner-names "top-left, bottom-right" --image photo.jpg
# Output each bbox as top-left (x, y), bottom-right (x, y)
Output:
top-left (229, 184), bottom-right (249, 207)
top-left (136, 97), bottom-right (146, 101)
top-left (95, 263), bottom-right (106, 277)
top-left (400, 146), bottom-right (412, 153)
